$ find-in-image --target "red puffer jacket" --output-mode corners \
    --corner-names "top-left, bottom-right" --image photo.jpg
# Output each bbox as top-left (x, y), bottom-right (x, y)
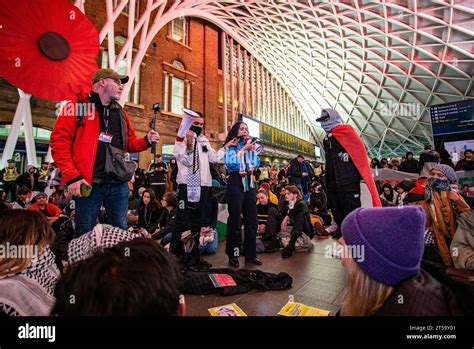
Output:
top-left (51, 100), bottom-right (150, 185)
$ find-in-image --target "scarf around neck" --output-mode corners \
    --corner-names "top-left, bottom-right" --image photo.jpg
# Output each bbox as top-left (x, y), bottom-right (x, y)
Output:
top-left (238, 140), bottom-right (257, 192)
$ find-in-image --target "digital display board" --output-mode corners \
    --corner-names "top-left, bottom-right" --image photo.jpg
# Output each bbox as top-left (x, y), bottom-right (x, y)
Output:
top-left (239, 114), bottom-right (316, 158)
top-left (430, 100), bottom-right (474, 137)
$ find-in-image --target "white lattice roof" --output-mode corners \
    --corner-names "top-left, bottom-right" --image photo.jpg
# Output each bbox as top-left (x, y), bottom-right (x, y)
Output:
top-left (187, 0), bottom-right (473, 157)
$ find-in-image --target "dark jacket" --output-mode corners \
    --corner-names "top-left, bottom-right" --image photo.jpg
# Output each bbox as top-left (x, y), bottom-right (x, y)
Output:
top-left (153, 207), bottom-right (177, 240)
top-left (148, 162), bottom-right (168, 185)
top-left (323, 135), bottom-right (361, 187)
top-left (374, 270), bottom-right (464, 316)
top-left (202, 195), bottom-right (218, 229)
top-left (16, 171), bottom-right (40, 191)
top-left (288, 159), bottom-right (304, 185)
top-left (455, 159), bottom-right (474, 171)
top-left (309, 191), bottom-right (328, 212)
top-left (417, 150), bottom-right (439, 173)
top-left (301, 161), bottom-right (313, 185)
top-left (277, 168), bottom-right (287, 181)
top-left (133, 168), bottom-right (147, 189)
top-left (138, 204), bottom-right (163, 232)
top-left (399, 159), bottom-right (419, 173)
top-left (169, 162), bottom-right (178, 182)
top-left (283, 199), bottom-right (313, 238)
top-left (257, 202), bottom-right (279, 226)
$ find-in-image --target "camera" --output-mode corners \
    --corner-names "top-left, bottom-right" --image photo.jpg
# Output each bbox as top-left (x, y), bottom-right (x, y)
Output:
top-left (152, 103), bottom-right (161, 112)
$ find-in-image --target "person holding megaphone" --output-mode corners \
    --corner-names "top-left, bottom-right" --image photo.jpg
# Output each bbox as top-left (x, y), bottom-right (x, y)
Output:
top-left (172, 108), bottom-right (237, 268)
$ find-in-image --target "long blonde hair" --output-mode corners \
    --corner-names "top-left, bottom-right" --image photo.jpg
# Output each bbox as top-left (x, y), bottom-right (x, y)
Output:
top-left (340, 258), bottom-right (395, 316)
top-left (0, 210), bottom-right (54, 277)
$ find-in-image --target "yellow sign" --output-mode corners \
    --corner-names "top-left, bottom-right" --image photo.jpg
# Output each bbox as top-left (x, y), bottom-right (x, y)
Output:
top-left (278, 302), bottom-right (330, 317)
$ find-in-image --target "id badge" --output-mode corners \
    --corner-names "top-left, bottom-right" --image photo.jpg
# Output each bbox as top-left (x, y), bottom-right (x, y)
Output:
top-left (99, 132), bottom-right (113, 143)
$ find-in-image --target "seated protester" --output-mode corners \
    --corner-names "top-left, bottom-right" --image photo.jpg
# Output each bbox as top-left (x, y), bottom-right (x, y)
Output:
top-left (339, 206), bottom-right (463, 316)
top-left (49, 189), bottom-right (68, 211)
top-left (407, 165), bottom-right (470, 267)
top-left (380, 183), bottom-right (396, 207)
top-left (128, 189), bottom-right (138, 211)
top-left (128, 187), bottom-right (147, 225)
top-left (199, 188), bottom-right (219, 255)
top-left (17, 186), bottom-right (39, 209)
top-left (451, 210), bottom-right (474, 270)
top-left (52, 238), bottom-right (183, 316)
top-left (28, 192), bottom-right (62, 230)
top-left (0, 210), bottom-right (59, 316)
top-left (137, 189), bottom-right (163, 235)
top-left (276, 185), bottom-right (288, 212)
top-left (394, 180), bottom-right (414, 206)
top-left (50, 208), bottom-right (76, 270)
top-left (259, 182), bottom-right (278, 205)
top-left (308, 181), bottom-right (332, 225)
top-left (256, 189), bottom-right (280, 252)
top-left (152, 192), bottom-right (178, 245)
top-left (280, 185), bottom-right (314, 258)
top-left (66, 224), bottom-right (141, 267)
top-left (424, 165), bottom-right (470, 268)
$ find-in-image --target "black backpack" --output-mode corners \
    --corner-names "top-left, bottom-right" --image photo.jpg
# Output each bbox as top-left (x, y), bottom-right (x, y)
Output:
top-left (180, 231), bottom-right (201, 268)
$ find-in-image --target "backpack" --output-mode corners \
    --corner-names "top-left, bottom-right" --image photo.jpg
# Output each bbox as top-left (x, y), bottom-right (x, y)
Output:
top-left (180, 231), bottom-right (201, 268)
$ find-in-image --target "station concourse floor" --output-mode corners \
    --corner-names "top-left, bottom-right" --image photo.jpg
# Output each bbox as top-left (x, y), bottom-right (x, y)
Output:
top-left (185, 237), bottom-right (345, 316)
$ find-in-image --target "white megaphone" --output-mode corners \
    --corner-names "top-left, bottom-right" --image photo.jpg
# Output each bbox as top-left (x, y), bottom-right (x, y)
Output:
top-left (176, 108), bottom-right (201, 141)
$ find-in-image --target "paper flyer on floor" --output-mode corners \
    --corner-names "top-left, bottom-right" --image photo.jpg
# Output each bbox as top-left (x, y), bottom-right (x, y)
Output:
top-left (278, 302), bottom-right (330, 316)
top-left (208, 303), bottom-right (247, 316)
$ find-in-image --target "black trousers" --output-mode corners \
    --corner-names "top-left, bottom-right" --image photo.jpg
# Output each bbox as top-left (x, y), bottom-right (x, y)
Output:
top-left (170, 184), bottom-right (209, 256)
top-left (262, 207), bottom-right (280, 249)
top-left (151, 184), bottom-right (165, 200)
top-left (326, 181), bottom-right (361, 227)
top-left (225, 173), bottom-right (257, 259)
top-left (3, 181), bottom-right (17, 202)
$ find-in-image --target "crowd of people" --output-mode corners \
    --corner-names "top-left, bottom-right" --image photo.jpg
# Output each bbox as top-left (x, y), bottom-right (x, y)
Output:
top-left (0, 68), bottom-right (472, 317)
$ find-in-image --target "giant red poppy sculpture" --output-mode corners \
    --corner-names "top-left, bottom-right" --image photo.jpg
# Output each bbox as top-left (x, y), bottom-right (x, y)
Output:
top-left (0, 0), bottom-right (99, 101)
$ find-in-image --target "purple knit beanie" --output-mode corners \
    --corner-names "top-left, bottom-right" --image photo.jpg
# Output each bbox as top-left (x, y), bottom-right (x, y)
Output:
top-left (341, 206), bottom-right (426, 286)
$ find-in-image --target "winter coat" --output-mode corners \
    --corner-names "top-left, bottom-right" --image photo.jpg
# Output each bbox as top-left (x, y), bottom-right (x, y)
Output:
top-left (374, 270), bottom-right (464, 316)
top-left (451, 210), bottom-right (474, 270)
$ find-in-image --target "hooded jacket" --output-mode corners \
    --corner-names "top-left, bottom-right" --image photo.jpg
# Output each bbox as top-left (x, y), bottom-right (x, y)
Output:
top-left (320, 109), bottom-right (381, 207)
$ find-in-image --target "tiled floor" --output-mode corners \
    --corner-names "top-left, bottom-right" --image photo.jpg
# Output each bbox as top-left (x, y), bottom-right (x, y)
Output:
top-left (185, 237), bottom-right (345, 316)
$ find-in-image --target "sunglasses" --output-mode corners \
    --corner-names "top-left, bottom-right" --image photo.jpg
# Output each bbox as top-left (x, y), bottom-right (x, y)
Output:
top-left (106, 78), bottom-right (123, 86)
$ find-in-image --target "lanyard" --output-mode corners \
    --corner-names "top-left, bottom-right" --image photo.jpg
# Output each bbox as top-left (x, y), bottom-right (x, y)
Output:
top-left (103, 107), bottom-right (110, 133)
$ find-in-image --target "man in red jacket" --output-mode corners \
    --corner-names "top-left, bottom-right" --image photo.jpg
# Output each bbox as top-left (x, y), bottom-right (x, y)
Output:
top-left (51, 69), bottom-right (159, 237)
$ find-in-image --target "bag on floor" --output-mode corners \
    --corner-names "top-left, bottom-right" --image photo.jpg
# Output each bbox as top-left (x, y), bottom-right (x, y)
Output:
top-left (277, 227), bottom-right (313, 253)
top-left (180, 230), bottom-right (200, 268)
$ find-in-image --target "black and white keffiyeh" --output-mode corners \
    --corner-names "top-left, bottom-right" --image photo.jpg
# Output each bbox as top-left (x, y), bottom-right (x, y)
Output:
top-left (67, 224), bottom-right (138, 267)
top-left (187, 138), bottom-right (201, 203)
top-left (0, 246), bottom-right (59, 316)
